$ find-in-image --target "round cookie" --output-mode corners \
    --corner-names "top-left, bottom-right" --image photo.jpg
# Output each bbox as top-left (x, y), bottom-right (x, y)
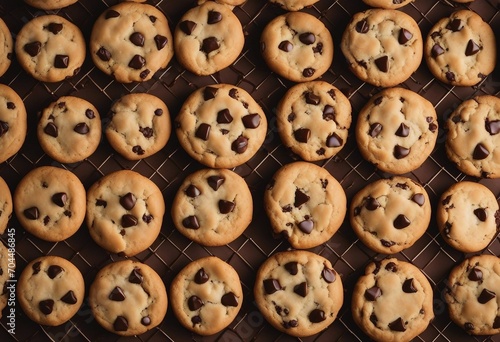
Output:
top-left (268, 0), bottom-right (319, 11)
top-left (362, 0), bottom-right (414, 9)
top-left (424, 10), bottom-right (496, 86)
top-left (37, 96), bottom-right (101, 164)
top-left (172, 168), bottom-right (252, 246)
top-left (90, 2), bottom-right (174, 83)
top-left (350, 176), bottom-right (431, 254)
top-left (174, 1), bottom-right (244, 76)
top-left (254, 250), bottom-right (343, 337)
top-left (170, 256), bottom-right (242, 336)
top-left (89, 260), bottom-right (167, 336)
top-left (0, 242), bottom-right (14, 319)
top-left (86, 170), bottom-right (165, 257)
top-left (0, 18), bottom-right (13, 78)
top-left (105, 93), bottom-right (171, 160)
top-left (0, 84), bottom-right (27, 164)
top-left (276, 81), bottom-right (352, 161)
top-left (17, 256), bottom-right (84, 326)
top-left (437, 181), bottom-right (499, 253)
top-left (352, 258), bottom-right (434, 342)
top-left (260, 12), bottom-right (333, 82)
top-left (341, 9), bottom-right (423, 87)
top-left (15, 15), bottom-right (85, 83)
top-left (23, 0), bottom-right (77, 10)
top-left (445, 95), bottom-right (500, 178)
top-left (264, 161), bottom-right (346, 249)
top-left (355, 87), bottom-right (438, 175)
top-left (0, 177), bottom-right (12, 235)
top-left (445, 254), bottom-right (500, 335)
top-left (175, 84), bottom-right (267, 168)
top-left (14, 166), bottom-right (86, 242)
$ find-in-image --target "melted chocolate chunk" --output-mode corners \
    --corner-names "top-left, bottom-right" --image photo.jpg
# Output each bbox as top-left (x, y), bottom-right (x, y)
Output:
top-left (464, 322), bottom-right (474, 331)
top-left (217, 109), bottom-right (233, 124)
top-left (114, 316), bottom-right (128, 331)
top-left (294, 128), bottom-right (310, 143)
top-left (221, 292), bottom-right (239, 307)
top-left (129, 268), bottom-right (143, 284)
top-left (474, 208), bottom-right (487, 222)
top-left (96, 199), bottom-right (107, 208)
top-left (48, 265), bottom-right (63, 279)
top-left (207, 175), bottom-right (224, 190)
top-left (61, 290), bottom-right (77, 304)
top-left (388, 317), bottom-right (406, 332)
top-left (431, 44), bottom-right (445, 58)
top-left (195, 268), bottom-right (209, 284)
top-left (219, 200), bottom-right (235, 214)
top-left (24, 41), bottom-right (41, 57)
top-left (85, 109), bottom-right (95, 119)
top-left (468, 267), bottom-right (483, 281)
top-left (312, 42), bottom-right (323, 53)
top-left (446, 18), bottom-right (463, 32)
top-left (132, 145), bottom-right (145, 155)
top-left (365, 197), bottom-right (380, 210)
top-left (130, 32), bottom-right (145, 47)
top-left (207, 10), bottom-right (222, 24)
top-left (402, 278), bottom-right (417, 293)
top-left (192, 316), bottom-right (202, 325)
top-left (478, 288), bottom-right (496, 304)
top-left (121, 214), bottom-right (138, 228)
top-left (128, 55), bottom-right (145, 69)
top-left (298, 219), bottom-right (314, 234)
top-left (385, 262), bottom-right (397, 272)
top-left (263, 278), bottom-right (281, 294)
top-left (283, 320), bottom-right (298, 329)
top-left (154, 109), bottom-right (163, 116)
top-left (120, 193), bottom-right (136, 210)
top-left (231, 136), bottom-right (248, 154)
top-left (242, 114), bottom-right (261, 128)
top-left (32, 261), bottom-right (41, 275)
top-left (202, 37), bottom-right (219, 54)
top-left (284, 262), bottom-right (298, 275)
top-left (356, 19), bottom-right (369, 33)
top-left (54, 55), bottom-right (69, 68)
top-left (446, 71), bottom-right (455, 82)
top-left (473, 143), bottom-right (489, 160)
top-left (186, 184), bottom-right (201, 198)
top-left (24, 207), bottom-right (39, 220)
top-left (51, 192), bottom-right (67, 207)
top-left (369, 123), bottom-right (382, 137)
top-left (396, 123), bottom-right (410, 137)
top-left (493, 316), bottom-right (500, 329)
top-left (375, 56), bottom-right (389, 72)
top-left (394, 145), bottom-right (410, 159)
top-left (149, 15), bottom-right (156, 23)
top-left (299, 32), bottom-right (315, 45)
top-left (96, 47), bottom-right (111, 61)
top-left (141, 316), bottom-right (151, 326)
top-left (294, 282), bottom-right (308, 297)
top-left (74, 123), bottom-right (89, 134)
top-left (46, 22), bottom-right (63, 35)
top-left (39, 299), bottom-right (54, 315)
top-left (302, 68), bottom-right (315, 77)
top-left (309, 309), bottom-right (326, 323)
top-left (398, 28), bottom-right (413, 44)
top-left (326, 133), bottom-right (343, 147)
top-left (143, 214), bottom-right (153, 223)
top-left (6, 102), bottom-right (15, 110)
top-left (109, 286), bottom-right (126, 301)
top-left (381, 239), bottom-right (395, 247)
top-left (323, 105), bottom-right (335, 121)
top-left (322, 267), bottom-right (336, 283)
top-left (278, 40), bottom-right (293, 52)
top-left (294, 189), bottom-right (310, 207)
top-left (370, 313), bottom-right (378, 324)
top-left (394, 214), bottom-right (411, 229)
top-left (486, 119), bottom-right (500, 135)
top-left (196, 123), bottom-right (211, 140)
top-left (188, 295), bottom-right (203, 310)
top-left (229, 88), bottom-right (238, 99)
top-left (139, 126), bottom-right (153, 138)
top-left (365, 286), bottom-right (382, 301)
top-left (410, 193), bottom-right (425, 206)
top-left (180, 20), bottom-right (197, 35)
top-left (183, 215), bottom-right (200, 229)
top-left (465, 39), bottom-right (480, 56)
top-left (44, 122), bottom-right (58, 137)
top-left (139, 69), bottom-right (150, 79)
top-left (154, 35), bottom-right (168, 50)
top-left (105, 10), bottom-right (120, 19)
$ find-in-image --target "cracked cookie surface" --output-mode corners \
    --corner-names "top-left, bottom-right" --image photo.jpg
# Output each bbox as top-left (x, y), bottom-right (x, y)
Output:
top-left (355, 87), bottom-right (438, 174)
top-left (170, 256), bottom-right (242, 336)
top-left (352, 258), bottom-right (434, 342)
top-left (172, 168), bottom-right (252, 246)
top-left (90, 2), bottom-right (174, 83)
top-left (437, 181), bottom-right (499, 253)
top-left (424, 10), bottom-right (496, 86)
top-left (175, 84), bottom-right (267, 168)
top-left (0, 18), bottom-right (12, 78)
top-left (105, 93), bottom-right (171, 160)
top-left (264, 161), bottom-right (346, 249)
top-left (0, 177), bottom-right (11, 234)
top-left (18, 256), bottom-right (84, 326)
top-left (0, 84), bottom-right (26, 164)
top-left (445, 254), bottom-right (500, 335)
top-left (86, 170), bottom-right (165, 257)
top-left (89, 260), bottom-right (167, 336)
top-left (14, 166), bottom-right (86, 242)
top-left (445, 95), bottom-right (500, 178)
top-left (260, 11), bottom-right (333, 82)
top-left (254, 250), bottom-right (343, 337)
top-left (350, 176), bottom-right (431, 254)
top-left (341, 9), bottom-right (422, 87)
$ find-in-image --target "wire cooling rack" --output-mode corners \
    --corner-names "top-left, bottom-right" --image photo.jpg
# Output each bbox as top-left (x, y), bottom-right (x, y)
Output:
top-left (0, 0), bottom-right (499, 341)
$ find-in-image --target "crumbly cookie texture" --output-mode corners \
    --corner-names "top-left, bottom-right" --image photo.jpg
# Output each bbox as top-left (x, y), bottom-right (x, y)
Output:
top-left (175, 84), bottom-right (267, 168)
top-left (446, 95), bottom-right (500, 178)
top-left (17, 256), bottom-right (84, 326)
top-left (260, 11), bottom-right (333, 82)
top-left (445, 254), bottom-right (500, 335)
top-left (362, 0), bottom-right (414, 9)
top-left (276, 81), bottom-right (352, 161)
top-left (15, 15), bottom-right (85, 83)
top-left (437, 181), bottom-right (499, 253)
top-left (37, 96), bottom-right (101, 164)
top-left (174, 1), bottom-right (244, 76)
top-left (352, 258), bottom-right (434, 342)
top-left (89, 260), bottom-right (167, 336)
top-left (254, 250), bottom-right (343, 337)
top-left (170, 256), bottom-right (243, 336)
top-left (105, 93), bottom-right (171, 160)
top-left (23, 0), bottom-right (78, 10)
top-left (0, 84), bottom-right (26, 164)
top-left (341, 9), bottom-right (422, 87)
top-left (90, 2), bottom-right (174, 83)
top-left (0, 243), bottom-right (13, 319)
top-left (268, 0), bottom-right (319, 11)
top-left (172, 168), bottom-right (252, 246)
top-left (0, 18), bottom-right (13, 78)
top-left (350, 176), bottom-right (431, 254)
top-left (424, 10), bottom-right (496, 86)
top-left (14, 166), bottom-right (86, 242)
top-left (0, 177), bottom-right (12, 235)
top-left (86, 170), bottom-right (165, 257)
top-left (355, 87), bottom-right (438, 175)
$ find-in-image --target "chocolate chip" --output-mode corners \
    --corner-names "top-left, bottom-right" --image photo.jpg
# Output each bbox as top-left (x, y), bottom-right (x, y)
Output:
top-left (402, 278), bottom-right (417, 293)
top-left (231, 136), bottom-right (248, 154)
top-left (182, 215), bottom-right (200, 229)
top-left (43, 215), bottom-right (50, 225)
top-left (32, 261), bottom-right (41, 275)
top-left (473, 208), bottom-right (487, 222)
top-left (369, 123), bottom-right (382, 137)
top-left (388, 317), bottom-right (406, 331)
top-left (217, 109), bottom-right (233, 124)
top-left (264, 279), bottom-right (282, 295)
top-left (465, 39), bottom-right (480, 56)
top-left (411, 193), bottom-right (425, 206)
top-left (188, 295), bottom-right (203, 310)
top-left (154, 109), bottom-right (163, 116)
top-left (283, 320), bottom-right (298, 328)
top-left (294, 128), bottom-right (310, 143)
top-left (394, 145), bottom-right (410, 159)
top-left (24, 41), bottom-right (41, 57)
top-left (356, 19), bottom-right (369, 33)
top-left (192, 316), bottom-right (202, 325)
top-left (429, 122), bottom-right (437, 132)
top-left (278, 40), bottom-right (293, 52)
top-left (298, 219), bottom-right (314, 234)
top-left (141, 316), bottom-right (151, 326)
top-left (127, 32), bottom-right (145, 48)
top-left (446, 71), bottom-right (455, 82)
top-left (121, 214), bottom-right (138, 228)
top-left (370, 313), bottom-right (378, 324)
top-left (207, 175), bottom-right (224, 190)
top-left (374, 97), bottom-right (383, 105)
top-left (468, 267), bottom-right (483, 281)
top-left (96, 47), bottom-right (111, 61)
top-left (120, 193), bottom-right (136, 210)
top-left (140, 69), bottom-right (150, 79)
top-left (241, 113), bottom-right (261, 129)
top-left (114, 316), bottom-right (128, 331)
top-left (284, 262), bottom-right (298, 275)
top-left (203, 87), bottom-right (218, 100)
top-left (39, 300), bottom-right (54, 315)
top-left (128, 55), bottom-right (145, 69)
top-left (195, 268), bottom-right (209, 284)
top-left (202, 37), bottom-right (219, 54)
top-left (129, 268), bottom-right (143, 284)
top-left (323, 105), bottom-right (335, 121)
top-left (493, 316), bottom-right (500, 329)
top-left (96, 199), bottom-right (107, 207)
top-left (294, 189), bottom-right (310, 208)
top-left (139, 126), bottom-right (153, 138)
top-left (105, 10), bottom-right (120, 19)
top-left (74, 123), bottom-right (89, 134)
top-left (24, 207), bottom-right (39, 220)
top-left (221, 292), bottom-right (239, 307)
top-left (142, 214), bottom-right (153, 223)
top-left (375, 56), bottom-right (389, 73)
top-left (365, 286), bottom-right (382, 301)
top-left (219, 200), bottom-right (235, 214)
top-left (54, 55), bottom-right (69, 69)
top-left (149, 15), bottom-right (156, 23)
top-left (299, 32), bottom-right (315, 45)
top-left (132, 145), bottom-right (145, 155)
top-left (229, 88), bottom-right (238, 99)
top-left (48, 265), bottom-right (63, 279)
top-left (6, 102), bottom-right (15, 110)
top-left (44, 122), bottom-right (58, 137)
top-left (309, 309), bottom-right (326, 323)
top-left (485, 119), bottom-right (500, 135)
top-left (312, 42), bottom-right (323, 53)
top-left (478, 288), bottom-right (496, 304)
top-left (385, 262), bottom-right (397, 272)
top-left (322, 267), bottom-right (336, 283)
top-left (180, 20), bottom-right (197, 35)
top-left (473, 143), bottom-right (489, 160)
top-left (398, 28), bottom-right (413, 44)
top-left (207, 10), bottom-right (222, 24)
top-left (302, 68), bottom-right (315, 78)
top-left (431, 44), bottom-right (445, 58)
top-left (326, 133), bottom-right (343, 147)
top-left (195, 123), bottom-right (211, 140)
top-left (293, 282), bottom-right (308, 297)
top-left (109, 286), bottom-right (126, 301)
top-left (381, 239), bottom-right (395, 247)
top-left (396, 123), bottom-right (410, 137)
top-left (83, 109), bottom-right (95, 120)
top-left (464, 322), bottom-right (474, 331)
top-left (46, 22), bottom-right (63, 34)
top-left (61, 290), bottom-right (77, 304)
top-left (154, 35), bottom-right (168, 50)
top-left (446, 18), bottom-right (462, 32)
top-left (394, 214), bottom-right (411, 229)
top-left (185, 185), bottom-right (201, 198)
top-left (365, 197), bottom-right (380, 211)
top-left (51, 192), bottom-right (67, 207)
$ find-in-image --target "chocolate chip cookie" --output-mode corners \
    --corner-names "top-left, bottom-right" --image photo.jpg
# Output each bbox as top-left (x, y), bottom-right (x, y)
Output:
top-left (170, 256), bottom-right (242, 336)
top-left (268, 0), bottom-right (319, 11)
top-left (17, 256), bottom-right (84, 326)
top-left (37, 96), bottom-right (101, 164)
top-left (424, 10), bottom-right (496, 86)
top-left (362, 0), bottom-right (414, 9)
top-left (0, 18), bottom-right (13, 78)
top-left (276, 81), bottom-right (352, 161)
top-left (90, 2), bottom-right (174, 83)
top-left (350, 176), bottom-right (431, 254)
top-left (14, 166), bottom-right (86, 242)
top-left (445, 254), bottom-right (500, 335)
top-left (0, 84), bottom-right (27, 164)
top-left (86, 170), bottom-right (165, 257)
top-left (0, 177), bottom-right (12, 235)
top-left (264, 161), bottom-right (346, 249)
top-left (254, 250), bottom-right (343, 337)
top-left (89, 260), bottom-right (167, 336)
top-left (0, 242), bottom-right (13, 319)
top-left (446, 95), bottom-right (500, 178)
top-left (105, 93), bottom-right (171, 160)
top-left (341, 9), bottom-right (423, 87)
top-left (437, 181), bottom-right (499, 253)
top-left (174, 1), bottom-right (244, 76)
top-left (23, 0), bottom-right (77, 10)
top-left (352, 258), bottom-right (434, 342)
top-left (172, 168), bottom-right (252, 246)
top-left (15, 15), bottom-right (85, 83)
top-left (355, 87), bottom-right (438, 175)
top-left (175, 84), bottom-right (267, 168)
top-left (260, 11), bottom-right (333, 82)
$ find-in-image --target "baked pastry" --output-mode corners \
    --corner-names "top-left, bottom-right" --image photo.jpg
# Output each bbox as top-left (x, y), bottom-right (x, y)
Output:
top-left (0, 176), bottom-right (12, 235)
top-left (0, 84), bottom-right (26, 164)
top-left (0, 18), bottom-right (13, 78)
top-left (268, 0), bottom-right (319, 11)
